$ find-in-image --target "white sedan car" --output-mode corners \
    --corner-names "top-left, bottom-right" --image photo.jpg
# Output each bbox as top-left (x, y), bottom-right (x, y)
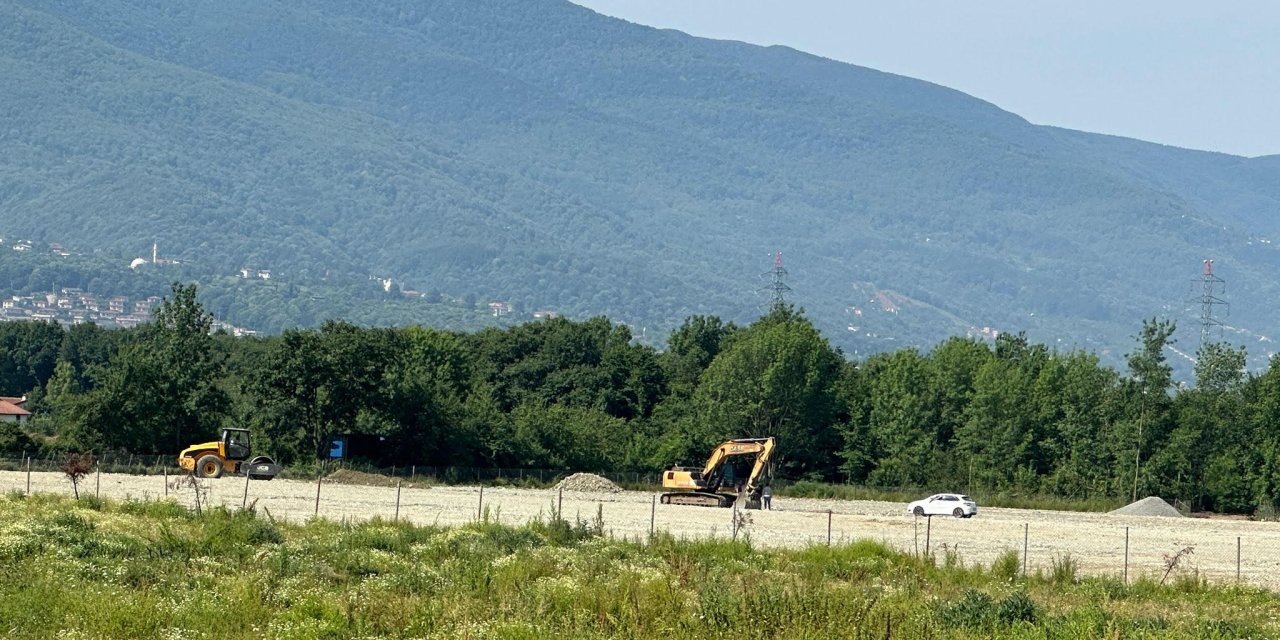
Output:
top-left (907, 493), bottom-right (977, 518)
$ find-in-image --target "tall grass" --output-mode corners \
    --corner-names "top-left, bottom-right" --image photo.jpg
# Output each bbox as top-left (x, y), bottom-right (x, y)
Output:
top-left (0, 493), bottom-right (1274, 639)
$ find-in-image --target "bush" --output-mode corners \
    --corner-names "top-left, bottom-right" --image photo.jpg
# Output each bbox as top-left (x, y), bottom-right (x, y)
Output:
top-left (937, 589), bottom-right (995, 630)
top-left (990, 549), bottom-right (1021, 581)
top-left (996, 591), bottom-right (1037, 625)
top-left (1050, 553), bottom-right (1079, 585)
top-left (0, 421), bottom-right (34, 457)
top-left (196, 508), bottom-right (284, 558)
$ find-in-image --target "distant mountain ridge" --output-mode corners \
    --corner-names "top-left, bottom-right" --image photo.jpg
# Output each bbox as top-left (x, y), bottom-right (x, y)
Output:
top-left (2, 0), bottom-right (1279, 367)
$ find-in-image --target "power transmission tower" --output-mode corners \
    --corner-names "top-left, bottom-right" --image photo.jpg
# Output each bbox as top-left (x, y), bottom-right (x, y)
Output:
top-left (1190, 259), bottom-right (1228, 349)
top-left (760, 251), bottom-right (791, 308)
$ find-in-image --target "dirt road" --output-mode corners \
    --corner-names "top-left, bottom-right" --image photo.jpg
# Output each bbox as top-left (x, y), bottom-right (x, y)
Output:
top-left (6, 469), bottom-right (1276, 590)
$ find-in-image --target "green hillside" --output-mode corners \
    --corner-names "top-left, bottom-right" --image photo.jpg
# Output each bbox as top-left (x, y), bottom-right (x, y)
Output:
top-left (3, 0), bottom-right (1279, 366)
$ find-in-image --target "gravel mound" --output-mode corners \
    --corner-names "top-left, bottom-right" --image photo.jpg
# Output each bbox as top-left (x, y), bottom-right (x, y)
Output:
top-left (554, 473), bottom-right (623, 494)
top-left (1109, 496), bottom-right (1183, 518)
top-left (326, 469), bottom-right (402, 488)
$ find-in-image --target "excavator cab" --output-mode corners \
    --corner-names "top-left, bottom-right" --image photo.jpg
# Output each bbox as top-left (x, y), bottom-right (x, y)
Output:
top-left (178, 428), bottom-right (282, 480)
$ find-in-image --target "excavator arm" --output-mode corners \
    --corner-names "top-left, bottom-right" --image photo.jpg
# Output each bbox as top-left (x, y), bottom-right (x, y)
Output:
top-left (741, 437), bottom-right (776, 504)
top-left (697, 438), bottom-right (772, 491)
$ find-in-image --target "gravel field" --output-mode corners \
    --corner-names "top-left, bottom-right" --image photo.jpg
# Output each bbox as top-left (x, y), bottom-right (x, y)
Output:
top-left (6, 469), bottom-right (1278, 590)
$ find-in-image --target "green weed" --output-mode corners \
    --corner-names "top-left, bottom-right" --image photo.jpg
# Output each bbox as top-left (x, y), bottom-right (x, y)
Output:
top-left (990, 548), bottom-right (1021, 581)
top-left (1050, 552), bottom-right (1080, 585)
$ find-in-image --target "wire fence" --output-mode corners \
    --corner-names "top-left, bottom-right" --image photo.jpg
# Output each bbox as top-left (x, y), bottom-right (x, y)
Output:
top-left (3, 455), bottom-right (1277, 591)
top-left (0, 453), bottom-right (1000, 506)
top-left (0, 453), bottom-right (659, 486)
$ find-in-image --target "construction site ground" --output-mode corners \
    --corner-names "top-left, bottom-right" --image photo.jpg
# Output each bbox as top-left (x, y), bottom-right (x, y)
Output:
top-left (5, 469), bottom-right (1278, 590)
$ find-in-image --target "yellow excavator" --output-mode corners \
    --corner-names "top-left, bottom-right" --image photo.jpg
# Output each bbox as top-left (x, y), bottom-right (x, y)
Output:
top-left (660, 437), bottom-right (776, 509)
top-left (177, 428), bottom-right (282, 480)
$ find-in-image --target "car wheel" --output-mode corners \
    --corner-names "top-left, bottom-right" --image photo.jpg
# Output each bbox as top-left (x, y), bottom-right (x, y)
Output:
top-left (952, 507), bottom-right (964, 518)
top-left (913, 506), bottom-right (924, 516)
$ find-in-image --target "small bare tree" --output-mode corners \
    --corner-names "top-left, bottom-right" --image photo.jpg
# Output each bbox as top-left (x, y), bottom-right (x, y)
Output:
top-left (60, 453), bottom-right (95, 499)
top-left (171, 474), bottom-right (210, 515)
top-left (1160, 545), bottom-right (1196, 585)
top-left (732, 507), bottom-right (753, 541)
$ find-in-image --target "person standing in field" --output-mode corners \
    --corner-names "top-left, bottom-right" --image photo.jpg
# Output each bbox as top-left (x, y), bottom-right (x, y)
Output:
top-left (762, 485), bottom-right (772, 510)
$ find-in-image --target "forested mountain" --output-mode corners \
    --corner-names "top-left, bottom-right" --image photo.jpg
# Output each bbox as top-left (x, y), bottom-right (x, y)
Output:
top-left (3, 0), bottom-right (1279, 365)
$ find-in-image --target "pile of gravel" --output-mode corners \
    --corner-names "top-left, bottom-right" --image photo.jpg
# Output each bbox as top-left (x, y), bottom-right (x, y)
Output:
top-left (1109, 496), bottom-right (1184, 518)
top-left (326, 469), bottom-right (402, 488)
top-left (554, 473), bottom-right (623, 494)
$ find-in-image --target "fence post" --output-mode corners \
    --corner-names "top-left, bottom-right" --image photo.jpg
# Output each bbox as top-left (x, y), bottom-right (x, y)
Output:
top-left (242, 470), bottom-right (251, 509)
top-left (395, 481), bottom-right (402, 522)
top-left (478, 485), bottom-right (484, 520)
top-left (1124, 527), bottom-right (1130, 585)
top-left (411, 465), bottom-right (416, 480)
top-left (650, 494), bottom-right (656, 537)
top-left (314, 475), bottom-right (322, 517)
top-left (26, 457), bottom-right (31, 496)
top-left (95, 465), bottom-right (100, 499)
top-left (163, 466), bottom-right (169, 496)
top-left (1237, 536), bottom-right (1241, 582)
top-left (1022, 523), bottom-right (1029, 577)
top-left (827, 510), bottom-right (833, 546)
top-left (558, 487), bottom-right (563, 519)
top-left (732, 502), bottom-right (739, 540)
top-left (925, 516), bottom-right (932, 556)
top-left (914, 516), bottom-right (919, 557)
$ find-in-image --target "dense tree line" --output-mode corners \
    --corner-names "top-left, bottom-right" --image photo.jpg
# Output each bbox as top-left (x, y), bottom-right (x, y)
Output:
top-left (2, 284), bottom-right (1278, 514)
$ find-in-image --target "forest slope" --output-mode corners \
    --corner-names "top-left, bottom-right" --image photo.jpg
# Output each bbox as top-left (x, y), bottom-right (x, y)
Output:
top-left (3, 0), bottom-right (1279, 363)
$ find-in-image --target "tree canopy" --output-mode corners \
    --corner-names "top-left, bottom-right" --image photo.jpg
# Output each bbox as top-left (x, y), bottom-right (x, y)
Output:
top-left (4, 287), bottom-right (1279, 515)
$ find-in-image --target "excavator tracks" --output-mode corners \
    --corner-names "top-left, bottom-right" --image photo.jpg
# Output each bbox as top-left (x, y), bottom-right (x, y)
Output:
top-left (660, 491), bottom-right (734, 508)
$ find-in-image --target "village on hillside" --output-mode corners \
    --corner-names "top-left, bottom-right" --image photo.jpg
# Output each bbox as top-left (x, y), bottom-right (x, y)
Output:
top-left (0, 288), bottom-right (257, 336)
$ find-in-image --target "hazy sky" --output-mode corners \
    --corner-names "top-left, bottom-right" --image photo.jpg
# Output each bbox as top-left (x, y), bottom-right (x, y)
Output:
top-left (571, 1), bottom-right (1279, 158)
